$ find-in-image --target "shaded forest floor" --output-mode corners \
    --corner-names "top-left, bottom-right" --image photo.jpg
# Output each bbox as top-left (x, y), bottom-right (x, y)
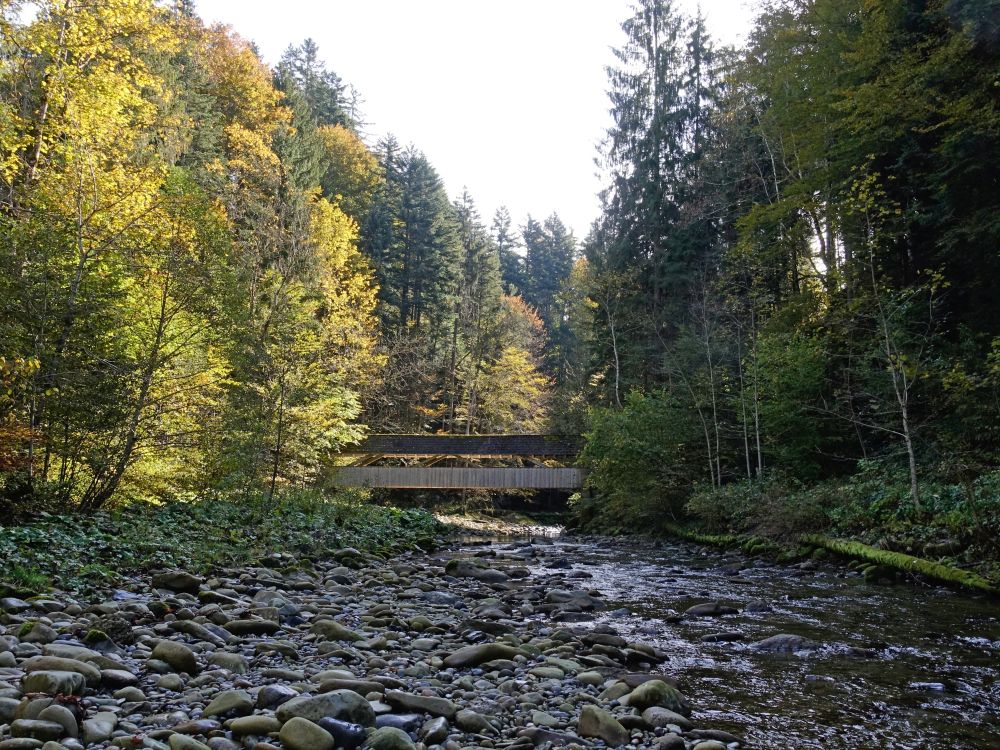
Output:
top-left (0, 497), bottom-right (442, 599)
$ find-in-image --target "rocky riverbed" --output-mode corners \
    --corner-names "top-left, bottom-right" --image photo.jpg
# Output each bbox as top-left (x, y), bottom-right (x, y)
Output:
top-left (0, 537), bottom-right (739, 750)
top-left (3, 532), bottom-right (1000, 750)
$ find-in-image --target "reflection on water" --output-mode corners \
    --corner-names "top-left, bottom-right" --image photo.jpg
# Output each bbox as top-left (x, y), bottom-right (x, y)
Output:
top-left (470, 534), bottom-right (1000, 750)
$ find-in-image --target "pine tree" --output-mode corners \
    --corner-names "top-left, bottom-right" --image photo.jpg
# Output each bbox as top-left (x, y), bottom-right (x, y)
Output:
top-left (492, 206), bottom-right (524, 294)
top-left (276, 39), bottom-right (355, 129)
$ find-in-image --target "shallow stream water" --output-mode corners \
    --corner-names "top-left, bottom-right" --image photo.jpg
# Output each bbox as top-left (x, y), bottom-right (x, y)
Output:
top-left (465, 534), bottom-right (1000, 750)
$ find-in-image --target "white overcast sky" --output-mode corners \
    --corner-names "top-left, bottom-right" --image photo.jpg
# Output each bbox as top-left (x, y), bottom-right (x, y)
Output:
top-left (194, 1), bottom-right (758, 240)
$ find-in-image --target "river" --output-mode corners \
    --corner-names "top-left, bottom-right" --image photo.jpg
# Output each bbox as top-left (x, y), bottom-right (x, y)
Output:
top-left (458, 532), bottom-right (1000, 749)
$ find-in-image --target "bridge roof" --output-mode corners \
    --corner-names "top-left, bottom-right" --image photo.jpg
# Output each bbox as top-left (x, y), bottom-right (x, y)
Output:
top-left (343, 434), bottom-right (582, 458)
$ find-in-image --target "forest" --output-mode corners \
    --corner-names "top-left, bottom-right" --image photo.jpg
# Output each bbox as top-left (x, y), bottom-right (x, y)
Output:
top-left (1, 0), bottom-right (999, 575)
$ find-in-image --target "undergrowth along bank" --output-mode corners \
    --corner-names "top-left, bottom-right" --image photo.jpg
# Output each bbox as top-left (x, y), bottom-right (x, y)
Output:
top-left (0, 492), bottom-right (443, 597)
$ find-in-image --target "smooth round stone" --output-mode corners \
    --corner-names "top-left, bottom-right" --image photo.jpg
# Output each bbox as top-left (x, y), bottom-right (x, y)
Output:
top-left (456, 709), bottom-right (493, 734)
top-left (316, 717), bottom-right (368, 750)
top-left (113, 687), bottom-right (146, 702)
top-left (206, 653), bottom-right (248, 674)
top-left (101, 669), bottom-right (138, 688)
top-left (37, 704), bottom-right (79, 738)
top-left (531, 710), bottom-right (560, 728)
top-left (0, 739), bottom-right (46, 749)
top-left (10, 720), bottom-right (65, 741)
top-left (420, 716), bottom-right (450, 745)
top-left (376, 713), bottom-right (423, 732)
top-left (366, 726), bottom-right (416, 750)
top-left (201, 690), bottom-right (252, 718)
top-left (256, 684), bottom-right (298, 709)
top-left (81, 712), bottom-right (117, 745)
top-left (167, 734), bottom-right (211, 750)
top-left (22, 671), bottom-right (85, 696)
top-left (151, 641), bottom-right (199, 674)
top-left (157, 674), bottom-right (185, 691)
top-left (228, 715), bottom-right (281, 736)
top-left (279, 717), bottom-right (335, 750)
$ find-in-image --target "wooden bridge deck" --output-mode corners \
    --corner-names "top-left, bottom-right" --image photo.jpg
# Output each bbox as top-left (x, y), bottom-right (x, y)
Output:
top-left (333, 466), bottom-right (584, 490)
top-left (342, 434), bottom-right (581, 458)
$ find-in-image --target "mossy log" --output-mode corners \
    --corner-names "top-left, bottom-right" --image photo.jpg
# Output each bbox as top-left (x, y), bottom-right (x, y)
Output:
top-left (661, 522), bottom-right (739, 547)
top-left (802, 535), bottom-right (999, 595)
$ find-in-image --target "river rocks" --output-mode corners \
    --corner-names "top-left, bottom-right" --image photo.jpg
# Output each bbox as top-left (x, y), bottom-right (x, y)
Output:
top-left (223, 618), bottom-right (280, 636)
top-left (0, 536), bottom-right (761, 750)
top-left (35, 705), bottom-right (77, 738)
top-left (683, 601), bottom-right (739, 617)
top-left (625, 679), bottom-right (691, 715)
top-left (9, 720), bottom-right (64, 742)
top-left (228, 715), bottom-right (281, 736)
top-left (455, 708), bottom-right (494, 734)
top-left (205, 652), bottom-right (247, 674)
top-left (384, 690), bottom-right (457, 719)
top-left (279, 717), bottom-right (335, 750)
top-left (546, 589), bottom-right (605, 610)
top-left (151, 640), bottom-right (199, 674)
top-left (19, 623), bottom-right (57, 644)
top-left (0, 598), bottom-right (32, 614)
top-left (316, 717), bottom-right (367, 750)
top-left (202, 689), bottom-right (252, 718)
top-left (276, 690), bottom-right (376, 726)
top-left (168, 735), bottom-right (211, 750)
top-left (642, 706), bottom-right (693, 730)
top-left (152, 571), bottom-right (203, 594)
top-left (367, 726), bottom-right (416, 750)
top-left (577, 704), bottom-right (629, 746)
top-left (310, 619), bottom-right (363, 642)
top-left (81, 712), bottom-right (117, 744)
top-left (752, 634), bottom-right (820, 653)
top-left (22, 656), bottom-right (100, 687)
top-left (22, 671), bottom-right (85, 696)
top-left (444, 559), bottom-right (510, 583)
top-left (257, 684), bottom-right (298, 709)
top-left (443, 642), bottom-right (524, 668)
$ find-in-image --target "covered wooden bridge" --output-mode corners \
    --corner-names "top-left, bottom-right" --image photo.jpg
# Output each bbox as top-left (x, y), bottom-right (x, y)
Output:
top-left (333, 434), bottom-right (584, 490)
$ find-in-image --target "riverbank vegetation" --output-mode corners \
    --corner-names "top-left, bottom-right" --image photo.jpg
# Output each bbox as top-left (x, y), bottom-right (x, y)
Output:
top-left (0, 493), bottom-right (441, 596)
top-left (567, 0), bottom-right (1000, 579)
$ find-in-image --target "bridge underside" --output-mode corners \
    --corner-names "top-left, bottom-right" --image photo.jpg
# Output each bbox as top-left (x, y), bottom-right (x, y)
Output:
top-left (333, 466), bottom-right (584, 490)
